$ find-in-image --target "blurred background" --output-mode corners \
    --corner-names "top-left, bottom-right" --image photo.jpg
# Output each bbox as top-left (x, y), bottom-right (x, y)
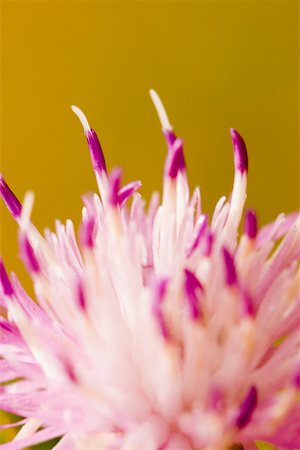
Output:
top-left (0, 0), bottom-right (299, 448)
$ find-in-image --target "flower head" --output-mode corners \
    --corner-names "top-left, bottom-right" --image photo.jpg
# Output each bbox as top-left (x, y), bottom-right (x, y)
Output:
top-left (0, 91), bottom-right (299, 450)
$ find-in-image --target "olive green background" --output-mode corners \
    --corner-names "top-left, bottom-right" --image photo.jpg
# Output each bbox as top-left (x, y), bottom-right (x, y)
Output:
top-left (0, 0), bottom-right (299, 448)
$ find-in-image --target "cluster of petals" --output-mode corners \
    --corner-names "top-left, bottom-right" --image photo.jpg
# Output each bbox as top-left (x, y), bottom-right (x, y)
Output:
top-left (0, 91), bottom-right (299, 450)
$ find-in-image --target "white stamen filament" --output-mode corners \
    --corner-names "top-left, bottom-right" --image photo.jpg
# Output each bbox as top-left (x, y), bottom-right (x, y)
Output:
top-left (149, 89), bottom-right (173, 131)
top-left (20, 190), bottom-right (35, 230)
top-left (71, 105), bottom-right (91, 132)
top-left (13, 418), bottom-right (42, 442)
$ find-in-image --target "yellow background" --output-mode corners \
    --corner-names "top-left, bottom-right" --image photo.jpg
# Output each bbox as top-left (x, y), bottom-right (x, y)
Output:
top-left (0, 0), bottom-right (299, 448)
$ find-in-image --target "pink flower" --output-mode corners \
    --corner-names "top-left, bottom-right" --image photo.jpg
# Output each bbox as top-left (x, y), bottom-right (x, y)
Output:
top-left (0, 91), bottom-right (299, 450)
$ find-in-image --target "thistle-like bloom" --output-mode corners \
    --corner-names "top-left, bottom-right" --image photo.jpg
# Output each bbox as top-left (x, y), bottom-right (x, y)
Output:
top-left (0, 91), bottom-right (299, 450)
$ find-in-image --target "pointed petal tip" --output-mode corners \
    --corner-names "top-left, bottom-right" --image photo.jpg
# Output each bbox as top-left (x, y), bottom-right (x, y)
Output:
top-left (0, 258), bottom-right (14, 297)
top-left (293, 367), bottom-right (300, 388)
top-left (79, 216), bottom-right (95, 249)
top-left (72, 109), bottom-right (107, 175)
top-left (244, 209), bottom-right (258, 239)
top-left (236, 385), bottom-right (258, 429)
top-left (0, 175), bottom-right (22, 218)
top-left (117, 180), bottom-right (142, 206)
top-left (77, 280), bottom-right (87, 311)
top-left (230, 128), bottom-right (248, 174)
top-left (184, 269), bottom-right (203, 320)
top-left (152, 277), bottom-right (169, 340)
top-left (108, 167), bottom-right (123, 206)
top-left (19, 232), bottom-right (40, 274)
top-left (222, 247), bottom-right (237, 286)
top-left (167, 139), bottom-right (185, 179)
top-left (71, 105), bottom-right (91, 132)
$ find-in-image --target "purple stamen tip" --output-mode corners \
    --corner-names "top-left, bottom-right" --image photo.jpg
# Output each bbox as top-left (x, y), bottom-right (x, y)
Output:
top-left (77, 280), bottom-right (86, 311)
top-left (156, 277), bottom-right (168, 302)
top-left (163, 129), bottom-right (177, 148)
top-left (293, 366), bottom-right (300, 388)
top-left (0, 258), bottom-right (14, 297)
top-left (86, 129), bottom-right (107, 175)
top-left (0, 174), bottom-right (22, 218)
top-left (152, 278), bottom-right (169, 339)
top-left (63, 359), bottom-right (77, 383)
top-left (167, 139), bottom-right (186, 179)
top-left (236, 385), bottom-right (258, 429)
top-left (188, 215), bottom-right (208, 256)
top-left (79, 216), bottom-right (95, 249)
top-left (108, 168), bottom-right (122, 207)
top-left (117, 181), bottom-right (142, 207)
top-left (184, 269), bottom-right (203, 320)
top-left (230, 129), bottom-right (248, 174)
top-left (223, 247), bottom-right (237, 286)
top-left (204, 232), bottom-right (214, 257)
top-left (244, 209), bottom-right (258, 239)
top-left (242, 291), bottom-right (254, 317)
top-left (19, 233), bottom-right (40, 274)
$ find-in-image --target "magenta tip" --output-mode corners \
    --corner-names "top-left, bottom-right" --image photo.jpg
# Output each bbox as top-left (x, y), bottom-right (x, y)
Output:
top-left (244, 209), bottom-right (258, 239)
top-left (184, 269), bottom-right (203, 320)
top-left (293, 365), bottom-right (300, 388)
top-left (152, 278), bottom-right (169, 340)
top-left (79, 216), bottom-right (95, 249)
top-left (0, 174), bottom-right (22, 218)
top-left (108, 168), bottom-right (122, 207)
top-left (19, 233), bottom-right (40, 274)
top-left (85, 129), bottom-right (107, 175)
top-left (223, 247), bottom-right (237, 286)
top-left (77, 280), bottom-right (86, 311)
top-left (163, 129), bottom-right (177, 147)
top-left (236, 385), bottom-right (258, 429)
top-left (167, 139), bottom-right (186, 179)
top-left (230, 128), bottom-right (248, 174)
top-left (117, 181), bottom-right (142, 207)
top-left (0, 258), bottom-right (14, 297)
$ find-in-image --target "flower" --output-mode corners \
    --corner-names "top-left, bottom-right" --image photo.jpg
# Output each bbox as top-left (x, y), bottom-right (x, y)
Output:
top-left (0, 90), bottom-right (299, 450)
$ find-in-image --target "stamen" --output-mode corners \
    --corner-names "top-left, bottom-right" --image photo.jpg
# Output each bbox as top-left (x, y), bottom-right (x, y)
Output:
top-left (117, 181), bottom-right (142, 207)
top-left (63, 359), bottom-right (77, 383)
top-left (79, 215), bottom-right (95, 249)
top-left (293, 365), bottom-right (300, 388)
top-left (150, 89), bottom-right (176, 147)
top-left (223, 247), bottom-right (237, 286)
top-left (77, 280), bottom-right (86, 311)
top-left (0, 258), bottom-right (14, 297)
top-left (244, 209), bottom-right (257, 239)
top-left (167, 139), bottom-right (185, 179)
top-left (71, 105), bottom-right (91, 132)
top-left (0, 174), bottom-right (22, 218)
top-left (184, 269), bottom-right (203, 319)
top-left (236, 385), bottom-right (258, 429)
top-left (149, 89), bottom-right (172, 131)
top-left (241, 291), bottom-right (254, 317)
top-left (20, 191), bottom-right (35, 230)
top-left (230, 129), bottom-right (248, 174)
top-left (188, 214), bottom-right (208, 256)
top-left (204, 232), bottom-right (214, 257)
top-left (108, 168), bottom-right (122, 207)
top-left (13, 418), bottom-right (42, 442)
top-left (152, 278), bottom-right (169, 340)
top-left (71, 105), bottom-right (107, 175)
top-left (164, 130), bottom-right (177, 147)
top-left (19, 232), bottom-right (40, 274)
